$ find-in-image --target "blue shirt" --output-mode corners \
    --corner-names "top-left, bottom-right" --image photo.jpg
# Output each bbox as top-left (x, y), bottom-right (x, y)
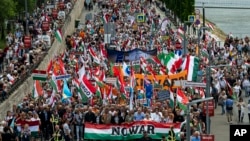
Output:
top-left (191, 136), bottom-right (201, 141)
top-left (134, 112), bottom-right (145, 121)
top-left (226, 99), bottom-right (234, 107)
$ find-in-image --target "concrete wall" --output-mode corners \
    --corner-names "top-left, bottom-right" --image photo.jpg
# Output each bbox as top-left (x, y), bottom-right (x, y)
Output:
top-left (0, 0), bottom-right (85, 119)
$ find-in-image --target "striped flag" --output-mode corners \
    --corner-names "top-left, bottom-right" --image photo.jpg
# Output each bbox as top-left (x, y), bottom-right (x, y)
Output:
top-left (80, 76), bottom-right (97, 98)
top-left (32, 70), bottom-right (47, 81)
top-left (32, 80), bottom-right (44, 98)
top-left (55, 29), bottom-right (63, 42)
top-left (16, 120), bottom-right (40, 135)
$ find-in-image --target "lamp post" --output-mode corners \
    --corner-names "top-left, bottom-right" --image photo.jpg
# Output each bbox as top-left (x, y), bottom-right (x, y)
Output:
top-left (183, 21), bottom-right (194, 56)
top-left (25, 0), bottom-right (29, 35)
top-left (197, 26), bottom-right (209, 58)
top-left (202, 2), bottom-right (206, 41)
top-left (186, 97), bottom-right (214, 141)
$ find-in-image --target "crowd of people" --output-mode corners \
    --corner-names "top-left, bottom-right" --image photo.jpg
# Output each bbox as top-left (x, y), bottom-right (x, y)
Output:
top-left (0, 0), bottom-right (250, 141)
top-left (0, 0), bottom-right (74, 102)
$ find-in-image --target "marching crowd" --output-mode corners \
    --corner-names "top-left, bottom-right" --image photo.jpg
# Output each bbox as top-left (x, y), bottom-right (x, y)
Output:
top-left (0, 0), bottom-right (74, 102)
top-left (0, 0), bottom-right (250, 141)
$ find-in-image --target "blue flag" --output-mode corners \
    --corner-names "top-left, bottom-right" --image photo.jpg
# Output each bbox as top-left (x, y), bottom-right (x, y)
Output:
top-left (144, 81), bottom-right (153, 99)
top-left (62, 79), bottom-right (72, 99)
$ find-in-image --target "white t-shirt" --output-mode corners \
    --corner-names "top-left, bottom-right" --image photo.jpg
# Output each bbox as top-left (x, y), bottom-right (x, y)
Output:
top-left (234, 85), bottom-right (241, 93)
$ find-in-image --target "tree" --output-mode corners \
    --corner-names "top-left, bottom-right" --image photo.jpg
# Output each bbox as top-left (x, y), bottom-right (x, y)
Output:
top-left (163, 0), bottom-right (194, 23)
top-left (14, 0), bottom-right (37, 14)
top-left (0, 0), bottom-right (16, 39)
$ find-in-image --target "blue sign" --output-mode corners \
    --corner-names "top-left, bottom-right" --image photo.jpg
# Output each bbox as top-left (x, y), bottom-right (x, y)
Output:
top-left (188, 15), bottom-right (195, 23)
top-left (55, 74), bottom-right (71, 80)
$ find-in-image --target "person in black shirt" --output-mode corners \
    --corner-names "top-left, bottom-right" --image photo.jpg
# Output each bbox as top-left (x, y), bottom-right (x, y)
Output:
top-left (173, 109), bottom-right (184, 123)
top-left (84, 107), bottom-right (95, 123)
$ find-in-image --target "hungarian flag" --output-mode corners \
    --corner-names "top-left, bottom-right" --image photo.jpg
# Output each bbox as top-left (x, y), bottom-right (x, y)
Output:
top-left (80, 76), bottom-right (97, 98)
top-left (72, 78), bottom-right (88, 103)
top-left (32, 70), bottom-right (47, 81)
top-left (16, 120), bottom-right (40, 135)
top-left (89, 48), bottom-right (100, 64)
top-left (100, 43), bottom-right (108, 59)
top-left (182, 55), bottom-right (200, 81)
top-left (55, 29), bottom-right (63, 43)
top-left (176, 89), bottom-right (189, 110)
top-left (32, 80), bottom-right (44, 98)
top-left (50, 69), bottom-right (62, 93)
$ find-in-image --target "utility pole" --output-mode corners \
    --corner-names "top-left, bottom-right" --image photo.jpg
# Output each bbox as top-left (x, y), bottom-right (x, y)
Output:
top-left (202, 2), bottom-right (205, 41)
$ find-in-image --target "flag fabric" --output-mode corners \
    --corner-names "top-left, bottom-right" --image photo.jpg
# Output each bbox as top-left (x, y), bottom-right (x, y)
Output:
top-left (47, 60), bottom-right (53, 73)
top-left (122, 62), bottom-right (130, 76)
top-left (62, 79), bottom-right (72, 99)
top-left (144, 80), bottom-right (153, 99)
top-left (16, 120), bottom-right (40, 136)
top-left (32, 80), bottom-right (43, 98)
top-left (182, 55), bottom-right (200, 81)
top-left (169, 90), bottom-right (175, 108)
top-left (55, 29), bottom-right (63, 42)
top-left (84, 121), bottom-right (181, 140)
top-left (206, 23), bottom-right (215, 31)
top-left (80, 76), bottom-right (97, 98)
top-left (102, 13), bottom-right (110, 24)
top-left (50, 71), bottom-right (61, 93)
top-left (72, 78), bottom-right (88, 103)
top-left (110, 62), bottom-right (120, 76)
top-left (140, 57), bottom-right (148, 72)
top-left (177, 27), bottom-right (184, 38)
top-left (158, 52), bottom-right (182, 74)
top-left (89, 48), bottom-right (100, 64)
top-left (32, 70), bottom-right (47, 81)
top-left (176, 89), bottom-right (189, 110)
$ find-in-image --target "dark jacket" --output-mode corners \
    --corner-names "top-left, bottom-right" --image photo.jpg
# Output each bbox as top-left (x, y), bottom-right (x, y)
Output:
top-left (111, 115), bottom-right (123, 125)
top-left (85, 111), bottom-right (95, 123)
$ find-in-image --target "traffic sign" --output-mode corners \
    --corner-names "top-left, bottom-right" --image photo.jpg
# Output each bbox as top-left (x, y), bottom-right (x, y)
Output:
top-left (188, 15), bottom-right (195, 23)
top-left (174, 80), bottom-right (206, 88)
top-left (183, 81), bottom-right (206, 88)
top-left (55, 74), bottom-right (71, 80)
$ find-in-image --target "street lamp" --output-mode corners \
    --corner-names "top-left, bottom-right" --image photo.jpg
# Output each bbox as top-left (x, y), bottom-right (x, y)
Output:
top-left (197, 26), bottom-right (209, 58)
top-left (186, 97), bottom-right (214, 141)
top-left (202, 2), bottom-right (206, 41)
top-left (25, 0), bottom-right (29, 35)
top-left (183, 21), bottom-right (194, 55)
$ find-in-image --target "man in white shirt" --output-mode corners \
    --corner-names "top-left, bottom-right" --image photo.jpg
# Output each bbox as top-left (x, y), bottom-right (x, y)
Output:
top-left (150, 108), bottom-right (162, 122)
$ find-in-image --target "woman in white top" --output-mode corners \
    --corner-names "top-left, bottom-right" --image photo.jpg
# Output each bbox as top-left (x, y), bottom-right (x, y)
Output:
top-left (236, 97), bottom-right (246, 123)
top-left (247, 100), bottom-right (250, 123)
top-left (234, 82), bottom-right (241, 100)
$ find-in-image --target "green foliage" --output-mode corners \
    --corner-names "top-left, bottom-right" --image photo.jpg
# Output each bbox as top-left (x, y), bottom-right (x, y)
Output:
top-left (163, 0), bottom-right (195, 22)
top-left (14, 0), bottom-right (37, 13)
top-left (0, 0), bottom-right (17, 20)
